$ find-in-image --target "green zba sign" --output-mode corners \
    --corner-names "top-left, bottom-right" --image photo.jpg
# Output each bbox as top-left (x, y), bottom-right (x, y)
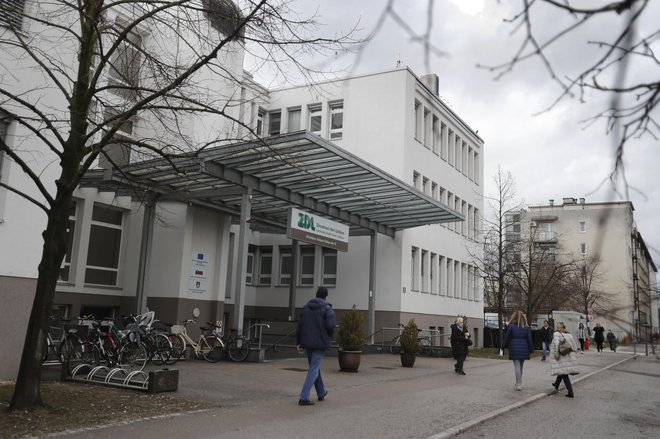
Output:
top-left (297, 212), bottom-right (316, 231)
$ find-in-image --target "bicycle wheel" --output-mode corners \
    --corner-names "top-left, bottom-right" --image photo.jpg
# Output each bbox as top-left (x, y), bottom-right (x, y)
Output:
top-left (118, 342), bottom-right (147, 372)
top-left (227, 337), bottom-right (250, 362)
top-left (150, 333), bottom-right (171, 366)
top-left (418, 337), bottom-right (433, 357)
top-left (201, 336), bottom-right (223, 363)
top-left (166, 334), bottom-right (186, 365)
top-left (58, 335), bottom-right (80, 363)
top-left (66, 342), bottom-right (99, 376)
top-left (388, 336), bottom-right (401, 354)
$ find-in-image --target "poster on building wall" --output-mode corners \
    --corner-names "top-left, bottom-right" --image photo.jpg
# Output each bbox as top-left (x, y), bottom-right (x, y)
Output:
top-left (189, 251), bottom-right (209, 294)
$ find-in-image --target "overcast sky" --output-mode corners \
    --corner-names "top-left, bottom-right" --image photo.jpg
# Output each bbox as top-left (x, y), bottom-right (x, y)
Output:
top-left (270, 0), bottom-right (660, 264)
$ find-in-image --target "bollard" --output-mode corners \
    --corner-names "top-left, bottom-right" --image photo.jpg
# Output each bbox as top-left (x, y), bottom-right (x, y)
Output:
top-left (148, 369), bottom-right (179, 393)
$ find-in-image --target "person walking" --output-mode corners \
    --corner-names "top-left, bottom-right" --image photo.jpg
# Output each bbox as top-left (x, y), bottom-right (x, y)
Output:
top-left (551, 322), bottom-right (579, 398)
top-left (593, 322), bottom-right (605, 355)
top-left (539, 320), bottom-right (553, 361)
top-left (450, 317), bottom-right (470, 375)
top-left (607, 329), bottom-right (617, 352)
top-left (296, 287), bottom-right (336, 406)
top-left (576, 322), bottom-right (587, 354)
top-left (500, 310), bottom-right (534, 390)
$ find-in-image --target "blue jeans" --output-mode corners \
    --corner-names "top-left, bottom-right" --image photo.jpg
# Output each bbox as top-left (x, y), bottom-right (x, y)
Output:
top-left (300, 349), bottom-right (326, 401)
top-left (542, 341), bottom-right (550, 359)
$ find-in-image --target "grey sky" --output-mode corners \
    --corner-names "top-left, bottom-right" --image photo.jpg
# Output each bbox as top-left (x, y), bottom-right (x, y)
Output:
top-left (268, 0), bottom-right (659, 264)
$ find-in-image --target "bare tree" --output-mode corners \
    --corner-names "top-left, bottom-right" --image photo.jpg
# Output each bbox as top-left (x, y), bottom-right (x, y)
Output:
top-left (0, 0), bottom-right (354, 411)
top-left (483, 0), bottom-right (659, 195)
top-left (564, 256), bottom-right (615, 327)
top-left (473, 167), bottom-right (523, 341)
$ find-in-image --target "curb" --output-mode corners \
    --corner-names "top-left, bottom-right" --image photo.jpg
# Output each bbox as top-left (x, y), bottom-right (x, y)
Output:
top-left (425, 355), bottom-right (638, 439)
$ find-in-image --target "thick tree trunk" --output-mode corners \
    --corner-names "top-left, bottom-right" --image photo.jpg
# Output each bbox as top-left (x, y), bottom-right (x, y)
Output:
top-left (9, 197), bottom-right (70, 411)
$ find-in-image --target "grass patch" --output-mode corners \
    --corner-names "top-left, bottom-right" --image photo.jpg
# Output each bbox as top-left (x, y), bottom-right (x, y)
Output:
top-left (0, 381), bottom-right (212, 438)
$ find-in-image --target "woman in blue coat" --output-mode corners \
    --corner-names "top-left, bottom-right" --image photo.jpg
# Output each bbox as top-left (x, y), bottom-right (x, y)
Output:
top-left (501, 310), bottom-right (534, 391)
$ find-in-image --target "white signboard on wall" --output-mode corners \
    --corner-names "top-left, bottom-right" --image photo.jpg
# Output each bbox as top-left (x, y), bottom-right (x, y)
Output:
top-left (287, 207), bottom-right (349, 252)
top-left (189, 251), bottom-right (208, 293)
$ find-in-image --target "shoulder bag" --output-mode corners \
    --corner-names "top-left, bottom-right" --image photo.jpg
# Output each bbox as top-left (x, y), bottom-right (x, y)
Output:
top-left (558, 334), bottom-right (573, 356)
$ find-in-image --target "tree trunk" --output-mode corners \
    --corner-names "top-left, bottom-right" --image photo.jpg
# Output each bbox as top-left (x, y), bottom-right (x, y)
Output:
top-left (9, 197), bottom-right (70, 410)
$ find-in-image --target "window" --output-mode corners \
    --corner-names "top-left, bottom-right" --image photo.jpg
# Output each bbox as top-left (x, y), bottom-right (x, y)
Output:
top-left (322, 249), bottom-right (337, 286)
top-left (0, 0), bottom-right (26, 30)
top-left (536, 222), bottom-right (557, 241)
top-left (423, 108), bottom-right (431, 147)
top-left (411, 247), bottom-right (420, 291)
top-left (203, 0), bottom-right (244, 40)
top-left (440, 122), bottom-right (448, 160)
top-left (329, 101), bottom-right (343, 139)
top-left (421, 250), bottom-right (429, 292)
top-left (279, 247), bottom-right (292, 285)
top-left (85, 205), bottom-right (123, 286)
top-left (413, 171), bottom-right (420, 190)
top-left (422, 177), bottom-right (429, 195)
top-left (432, 115), bottom-right (440, 154)
top-left (287, 108), bottom-right (301, 132)
top-left (580, 243), bottom-right (587, 255)
top-left (58, 202), bottom-right (77, 282)
top-left (308, 105), bottom-right (322, 135)
top-left (430, 253), bottom-right (438, 294)
top-left (245, 248), bottom-right (254, 284)
top-left (299, 246), bottom-right (315, 286)
top-left (258, 248), bottom-right (273, 286)
top-left (474, 152), bottom-right (480, 184)
top-left (108, 25), bottom-right (143, 95)
top-left (448, 130), bottom-right (455, 165)
top-left (579, 221), bottom-right (586, 233)
top-left (268, 111), bottom-right (281, 136)
top-left (256, 108), bottom-right (265, 136)
top-left (99, 107), bottom-right (133, 169)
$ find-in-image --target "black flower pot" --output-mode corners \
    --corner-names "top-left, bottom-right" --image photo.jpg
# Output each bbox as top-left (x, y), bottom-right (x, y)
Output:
top-left (400, 351), bottom-right (416, 368)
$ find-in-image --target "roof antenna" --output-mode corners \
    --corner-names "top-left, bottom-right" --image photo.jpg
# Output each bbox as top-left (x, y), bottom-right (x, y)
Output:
top-left (396, 54), bottom-right (402, 68)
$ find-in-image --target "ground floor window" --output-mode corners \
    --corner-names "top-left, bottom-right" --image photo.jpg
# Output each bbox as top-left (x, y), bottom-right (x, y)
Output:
top-left (322, 249), bottom-right (337, 286)
top-left (84, 204), bottom-right (123, 286)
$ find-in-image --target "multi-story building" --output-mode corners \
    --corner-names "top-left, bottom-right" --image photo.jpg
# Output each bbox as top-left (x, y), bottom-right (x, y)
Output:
top-left (509, 198), bottom-right (657, 339)
top-left (0, 2), bottom-right (483, 379)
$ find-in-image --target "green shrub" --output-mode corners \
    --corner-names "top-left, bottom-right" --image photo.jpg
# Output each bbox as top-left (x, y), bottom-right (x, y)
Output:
top-left (338, 305), bottom-right (365, 351)
top-left (400, 318), bottom-right (420, 353)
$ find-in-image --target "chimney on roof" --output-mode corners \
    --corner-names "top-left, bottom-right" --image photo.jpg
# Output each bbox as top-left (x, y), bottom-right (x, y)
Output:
top-left (579, 198), bottom-right (585, 204)
top-left (549, 199), bottom-right (554, 206)
top-left (420, 73), bottom-right (439, 97)
top-left (562, 197), bottom-right (577, 205)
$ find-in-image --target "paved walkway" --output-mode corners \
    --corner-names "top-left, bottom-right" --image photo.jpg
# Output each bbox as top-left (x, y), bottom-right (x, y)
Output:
top-left (56, 348), bottom-right (639, 439)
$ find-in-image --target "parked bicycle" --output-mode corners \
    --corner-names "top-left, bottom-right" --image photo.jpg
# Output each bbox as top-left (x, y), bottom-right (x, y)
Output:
top-left (43, 315), bottom-right (82, 363)
top-left (388, 323), bottom-right (433, 356)
top-left (165, 319), bottom-right (250, 363)
top-left (66, 317), bottom-right (148, 375)
top-left (121, 313), bottom-right (171, 366)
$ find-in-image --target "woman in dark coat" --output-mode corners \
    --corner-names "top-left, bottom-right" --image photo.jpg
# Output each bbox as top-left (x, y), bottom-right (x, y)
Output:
top-left (501, 310), bottom-right (534, 390)
top-left (593, 323), bottom-right (605, 354)
top-left (450, 317), bottom-right (470, 375)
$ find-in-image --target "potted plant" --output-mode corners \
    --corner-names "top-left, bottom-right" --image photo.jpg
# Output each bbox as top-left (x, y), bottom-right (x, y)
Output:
top-left (400, 318), bottom-right (420, 367)
top-left (337, 305), bottom-right (365, 372)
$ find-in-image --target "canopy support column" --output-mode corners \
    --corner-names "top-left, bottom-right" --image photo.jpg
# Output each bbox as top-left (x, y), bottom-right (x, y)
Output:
top-left (288, 240), bottom-right (299, 321)
top-left (368, 231), bottom-right (378, 344)
top-left (233, 189), bottom-right (252, 335)
top-left (136, 198), bottom-right (155, 314)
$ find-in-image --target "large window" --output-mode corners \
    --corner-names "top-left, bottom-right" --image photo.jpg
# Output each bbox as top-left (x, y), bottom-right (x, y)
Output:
top-left (58, 202), bottom-right (78, 282)
top-left (108, 25), bottom-right (143, 96)
top-left (308, 105), bottom-right (322, 135)
top-left (256, 108), bottom-right (265, 136)
top-left (279, 247), bottom-right (292, 285)
top-left (268, 110), bottom-right (281, 136)
top-left (299, 246), bottom-right (315, 286)
top-left (322, 249), bottom-right (337, 286)
top-left (85, 205), bottom-right (123, 286)
top-left (287, 107), bottom-right (301, 132)
top-left (536, 222), bottom-right (557, 241)
top-left (0, 0), bottom-right (25, 30)
top-left (257, 248), bottom-right (273, 286)
top-left (329, 101), bottom-right (343, 139)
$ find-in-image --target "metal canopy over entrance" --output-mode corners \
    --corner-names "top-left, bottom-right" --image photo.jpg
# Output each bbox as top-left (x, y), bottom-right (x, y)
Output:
top-left (81, 131), bottom-right (463, 236)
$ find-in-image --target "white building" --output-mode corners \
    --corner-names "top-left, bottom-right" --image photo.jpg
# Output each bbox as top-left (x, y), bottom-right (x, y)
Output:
top-left (0, 1), bottom-right (483, 379)
top-left (519, 198), bottom-right (657, 340)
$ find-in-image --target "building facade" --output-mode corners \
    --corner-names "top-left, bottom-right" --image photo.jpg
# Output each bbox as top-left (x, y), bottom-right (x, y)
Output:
top-left (513, 198), bottom-right (657, 340)
top-left (0, 2), bottom-right (483, 379)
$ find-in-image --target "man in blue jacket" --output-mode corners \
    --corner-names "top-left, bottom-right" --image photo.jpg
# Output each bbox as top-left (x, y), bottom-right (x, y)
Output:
top-left (296, 287), bottom-right (336, 406)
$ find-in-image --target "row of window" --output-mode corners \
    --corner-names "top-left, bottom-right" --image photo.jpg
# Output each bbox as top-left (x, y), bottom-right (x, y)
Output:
top-left (59, 201), bottom-right (124, 286)
top-left (413, 171), bottom-right (479, 240)
top-left (411, 246), bottom-right (480, 300)
top-left (414, 99), bottom-right (480, 184)
top-left (245, 245), bottom-right (338, 288)
top-left (254, 101), bottom-right (344, 140)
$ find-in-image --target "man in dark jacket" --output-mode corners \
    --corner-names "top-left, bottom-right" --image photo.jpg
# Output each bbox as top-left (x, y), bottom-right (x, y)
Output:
top-left (539, 320), bottom-right (553, 361)
top-left (296, 287), bottom-right (336, 406)
top-left (450, 317), bottom-right (470, 375)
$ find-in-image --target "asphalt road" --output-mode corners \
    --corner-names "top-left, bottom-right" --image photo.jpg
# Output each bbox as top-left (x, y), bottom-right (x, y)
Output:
top-left (454, 355), bottom-right (660, 438)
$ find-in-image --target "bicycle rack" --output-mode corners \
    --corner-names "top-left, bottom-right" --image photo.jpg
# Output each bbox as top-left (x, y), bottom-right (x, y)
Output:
top-left (68, 363), bottom-right (152, 391)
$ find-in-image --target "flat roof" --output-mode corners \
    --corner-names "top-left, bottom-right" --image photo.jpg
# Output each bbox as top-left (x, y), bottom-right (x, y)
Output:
top-left (81, 131), bottom-right (463, 237)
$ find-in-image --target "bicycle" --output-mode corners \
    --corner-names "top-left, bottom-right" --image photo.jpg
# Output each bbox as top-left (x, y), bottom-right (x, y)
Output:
top-left (121, 313), bottom-right (171, 366)
top-left (66, 317), bottom-right (148, 375)
top-left (167, 319), bottom-right (250, 363)
top-left (388, 324), bottom-right (433, 356)
top-left (43, 315), bottom-right (82, 363)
